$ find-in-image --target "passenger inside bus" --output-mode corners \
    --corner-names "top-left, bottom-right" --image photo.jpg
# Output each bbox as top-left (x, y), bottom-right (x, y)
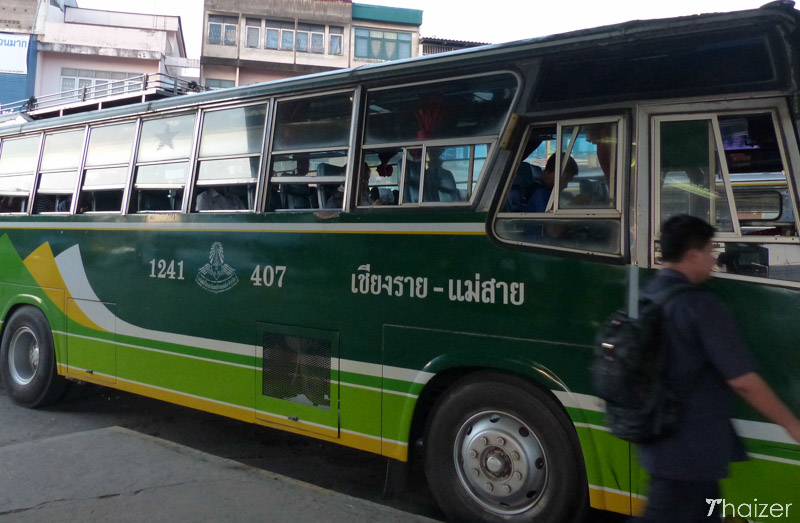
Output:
top-left (195, 186), bottom-right (246, 211)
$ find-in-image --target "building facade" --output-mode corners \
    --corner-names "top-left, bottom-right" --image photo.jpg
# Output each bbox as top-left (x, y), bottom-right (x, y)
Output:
top-left (0, 0), bottom-right (43, 106)
top-left (202, 0), bottom-right (422, 88)
top-left (1, 0), bottom-right (197, 111)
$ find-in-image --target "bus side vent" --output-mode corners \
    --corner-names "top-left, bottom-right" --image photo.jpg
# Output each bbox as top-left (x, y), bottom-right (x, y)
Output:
top-left (262, 332), bottom-right (332, 410)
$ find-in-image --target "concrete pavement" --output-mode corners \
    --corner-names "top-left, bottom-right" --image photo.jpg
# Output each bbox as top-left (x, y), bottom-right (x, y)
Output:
top-left (0, 426), bottom-right (437, 522)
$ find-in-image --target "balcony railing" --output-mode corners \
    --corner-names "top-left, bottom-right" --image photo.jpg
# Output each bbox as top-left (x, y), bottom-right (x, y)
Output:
top-left (0, 73), bottom-right (205, 120)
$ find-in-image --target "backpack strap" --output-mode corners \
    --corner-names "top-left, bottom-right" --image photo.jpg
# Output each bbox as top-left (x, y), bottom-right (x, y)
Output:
top-left (642, 282), bottom-right (694, 305)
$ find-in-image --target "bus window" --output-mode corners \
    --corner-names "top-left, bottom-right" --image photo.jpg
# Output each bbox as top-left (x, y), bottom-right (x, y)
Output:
top-left (0, 135), bottom-right (41, 214)
top-left (495, 118), bottom-right (623, 256)
top-left (268, 92), bottom-right (352, 211)
top-left (360, 73), bottom-right (517, 206)
top-left (193, 104), bottom-right (267, 212)
top-left (34, 129), bottom-right (84, 214)
top-left (654, 111), bottom-right (800, 282)
top-left (80, 122), bottom-right (135, 213)
top-left (132, 113), bottom-right (196, 213)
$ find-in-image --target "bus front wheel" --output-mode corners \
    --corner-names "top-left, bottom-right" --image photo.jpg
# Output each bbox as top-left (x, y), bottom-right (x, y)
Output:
top-left (0, 306), bottom-right (67, 408)
top-left (424, 372), bottom-right (587, 523)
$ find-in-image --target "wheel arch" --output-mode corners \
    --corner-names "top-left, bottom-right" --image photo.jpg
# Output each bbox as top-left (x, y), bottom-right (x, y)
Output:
top-left (0, 294), bottom-right (65, 371)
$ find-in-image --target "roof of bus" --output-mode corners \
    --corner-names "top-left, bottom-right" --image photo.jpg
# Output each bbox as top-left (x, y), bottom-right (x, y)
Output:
top-left (2, 1), bottom-right (798, 138)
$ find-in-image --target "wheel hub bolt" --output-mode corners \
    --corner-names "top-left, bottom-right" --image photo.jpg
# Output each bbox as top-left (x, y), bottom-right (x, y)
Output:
top-left (485, 483), bottom-right (493, 492)
top-left (497, 437), bottom-right (506, 446)
top-left (469, 450), bottom-right (478, 459)
top-left (511, 451), bottom-right (520, 461)
top-left (503, 485), bottom-right (512, 494)
top-left (514, 471), bottom-right (523, 480)
top-left (480, 436), bottom-right (488, 445)
top-left (472, 468), bottom-right (480, 478)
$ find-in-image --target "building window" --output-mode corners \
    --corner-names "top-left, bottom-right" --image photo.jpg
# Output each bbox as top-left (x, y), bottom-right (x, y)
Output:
top-left (355, 28), bottom-right (412, 61)
top-left (266, 21), bottom-right (296, 51)
top-left (205, 79), bottom-right (235, 90)
top-left (296, 23), bottom-right (324, 54)
top-left (246, 19), bottom-right (260, 48)
top-left (208, 15), bottom-right (238, 46)
top-left (329, 26), bottom-right (343, 55)
top-left (60, 68), bottom-right (142, 100)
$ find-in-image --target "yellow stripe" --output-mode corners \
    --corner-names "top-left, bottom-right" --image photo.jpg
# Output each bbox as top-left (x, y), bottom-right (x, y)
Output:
top-left (589, 487), bottom-right (633, 515)
top-left (22, 242), bottom-right (104, 332)
top-left (60, 370), bottom-right (387, 456)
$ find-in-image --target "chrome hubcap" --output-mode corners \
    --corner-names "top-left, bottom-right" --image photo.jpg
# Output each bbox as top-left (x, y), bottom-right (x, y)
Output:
top-left (9, 327), bottom-right (39, 386)
top-left (455, 411), bottom-right (547, 515)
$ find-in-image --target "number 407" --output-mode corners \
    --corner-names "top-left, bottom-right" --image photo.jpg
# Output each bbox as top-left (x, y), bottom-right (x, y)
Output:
top-left (251, 265), bottom-right (286, 288)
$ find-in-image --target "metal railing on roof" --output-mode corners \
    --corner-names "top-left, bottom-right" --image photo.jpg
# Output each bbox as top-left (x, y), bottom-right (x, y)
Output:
top-left (0, 73), bottom-right (205, 119)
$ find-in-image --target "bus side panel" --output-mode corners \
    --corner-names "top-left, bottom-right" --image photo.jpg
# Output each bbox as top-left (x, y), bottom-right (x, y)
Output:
top-left (381, 325), bottom-right (634, 511)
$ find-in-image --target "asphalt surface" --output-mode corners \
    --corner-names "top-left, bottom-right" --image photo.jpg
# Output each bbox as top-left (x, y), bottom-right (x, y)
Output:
top-left (0, 380), bottom-right (625, 523)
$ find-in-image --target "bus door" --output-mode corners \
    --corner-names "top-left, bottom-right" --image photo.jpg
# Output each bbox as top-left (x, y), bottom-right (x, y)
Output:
top-left (636, 97), bottom-right (800, 505)
top-left (255, 323), bottom-right (340, 439)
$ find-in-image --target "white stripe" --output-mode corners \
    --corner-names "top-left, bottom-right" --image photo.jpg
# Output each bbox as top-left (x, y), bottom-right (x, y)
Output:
top-left (733, 418), bottom-right (798, 446)
top-left (557, 392), bottom-right (800, 448)
top-left (553, 390), bottom-right (605, 413)
top-left (573, 422), bottom-right (611, 432)
top-left (340, 359), bottom-right (382, 377)
top-left (1, 221), bottom-right (485, 234)
top-left (747, 452), bottom-right (800, 467)
top-left (383, 364), bottom-right (434, 385)
top-left (54, 245), bottom-right (255, 358)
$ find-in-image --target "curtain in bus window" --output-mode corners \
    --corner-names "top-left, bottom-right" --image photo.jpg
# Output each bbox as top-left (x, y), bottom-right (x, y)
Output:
top-left (659, 119), bottom-right (734, 232)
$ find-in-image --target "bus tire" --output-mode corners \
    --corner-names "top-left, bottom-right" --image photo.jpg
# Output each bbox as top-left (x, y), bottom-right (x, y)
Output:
top-left (0, 306), bottom-right (67, 408)
top-left (424, 372), bottom-right (587, 523)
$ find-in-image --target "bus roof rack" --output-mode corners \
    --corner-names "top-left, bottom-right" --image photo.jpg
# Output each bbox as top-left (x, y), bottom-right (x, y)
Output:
top-left (0, 73), bottom-right (205, 123)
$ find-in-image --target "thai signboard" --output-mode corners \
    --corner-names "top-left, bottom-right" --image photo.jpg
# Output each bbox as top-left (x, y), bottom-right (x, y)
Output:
top-left (0, 33), bottom-right (29, 75)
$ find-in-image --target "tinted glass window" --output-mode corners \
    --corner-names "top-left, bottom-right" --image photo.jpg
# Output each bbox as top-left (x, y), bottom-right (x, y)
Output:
top-left (199, 105), bottom-right (267, 158)
top-left (273, 93), bottom-right (353, 151)
top-left (365, 74), bottom-right (517, 144)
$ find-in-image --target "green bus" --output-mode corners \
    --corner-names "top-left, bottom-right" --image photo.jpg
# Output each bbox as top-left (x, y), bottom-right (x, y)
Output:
top-left (2, 3), bottom-right (799, 522)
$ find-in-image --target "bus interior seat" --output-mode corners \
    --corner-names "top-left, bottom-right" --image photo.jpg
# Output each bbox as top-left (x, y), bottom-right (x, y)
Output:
top-left (505, 162), bottom-right (537, 211)
top-left (316, 163), bottom-right (345, 207)
top-left (437, 168), bottom-right (462, 202)
top-left (281, 183), bottom-right (314, 209)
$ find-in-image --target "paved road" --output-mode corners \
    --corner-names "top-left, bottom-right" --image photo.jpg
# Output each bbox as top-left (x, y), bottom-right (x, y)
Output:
top-left (0, 380), bottom-right (625, 522)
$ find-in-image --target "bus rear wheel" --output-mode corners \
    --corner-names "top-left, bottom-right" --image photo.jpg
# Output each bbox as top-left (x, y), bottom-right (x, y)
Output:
top-left (424, 372), bottom-right (587, 523)
top-left (0, 306), bottom-right (67, 408)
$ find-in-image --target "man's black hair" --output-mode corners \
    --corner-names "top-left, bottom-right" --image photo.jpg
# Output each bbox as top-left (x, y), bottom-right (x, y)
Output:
top-left (545, 153), bottom-right (579, 180)
top-left (661, 214), bottom-right (715, 262)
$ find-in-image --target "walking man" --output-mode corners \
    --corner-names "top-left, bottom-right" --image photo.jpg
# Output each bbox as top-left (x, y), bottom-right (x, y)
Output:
top-left (636, 214), bottom-right (800, 522)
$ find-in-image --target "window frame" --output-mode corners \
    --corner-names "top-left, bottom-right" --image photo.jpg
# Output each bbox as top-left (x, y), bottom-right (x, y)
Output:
top-left (265, 88), bottom-right (358, 212)
top-left (208, 15), bottom-right (238, 47)
top-left (129, 111), bottom-right (201, 214)
top-left (361, 70), bottom-right (522, 209)
top-left (492, 114), bottom-right (627, 259)
top-left (0, 133), bottom-right (44, 215)
top-left (32, 127), bottom-right (88, 215)
top-left (642, 99), bottom-right (800, 286)
top-left (76, 120), bottom-right (138, 215)
top-left (188, 100), bottom-right (271, 213)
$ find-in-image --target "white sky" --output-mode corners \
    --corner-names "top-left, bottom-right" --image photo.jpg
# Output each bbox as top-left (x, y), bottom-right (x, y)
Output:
top-left (77, 0), bottom-right (772, 59)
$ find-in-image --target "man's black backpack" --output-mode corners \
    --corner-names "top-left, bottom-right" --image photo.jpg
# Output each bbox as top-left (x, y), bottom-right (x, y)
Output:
top-left (591, 284), bottom-right (692, 443)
